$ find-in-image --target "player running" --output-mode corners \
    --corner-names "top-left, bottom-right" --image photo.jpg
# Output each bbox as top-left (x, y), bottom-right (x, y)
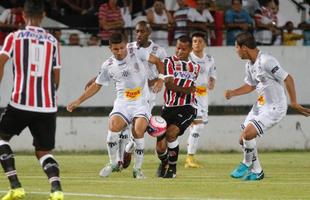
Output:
top-left (225, 32), bottom-right (310, 181)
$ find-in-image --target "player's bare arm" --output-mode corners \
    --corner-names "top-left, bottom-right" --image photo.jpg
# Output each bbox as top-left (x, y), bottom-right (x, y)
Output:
top-left (165, 77), bottom-right (196, 94)
top-left (0, 54), bottom-right (9, 82)
top-left (225, 84), bottom-right (255, 100)
top-left (148, 54), bottom-right (165, 93)
top-left (84, 77), bottom-right (97, 90)
top-left (53, 69), bottom-right (60, 90)
top-left (208, 77), bottom-right (216, 90)
top-left (67, 82), bottom-right (101, 112)
top-left (284, 74), bottom-right (310, 117)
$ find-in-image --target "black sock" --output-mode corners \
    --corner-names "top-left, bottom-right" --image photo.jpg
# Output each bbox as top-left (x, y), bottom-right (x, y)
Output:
top-left (41, 156), bottom-right (62, 192)
top-left (157, 150), bottom-right (168, 163)
top-left (168, 145), bottom-right (179, 171)
top-left (0, 144), bottom-right (21, 189)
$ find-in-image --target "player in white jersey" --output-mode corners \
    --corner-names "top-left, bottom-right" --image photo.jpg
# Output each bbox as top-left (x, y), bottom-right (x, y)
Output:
top-left (225, 32), bottom-right (310, 181)
top-left (185, 32), bottom-right (216, 168)
top-left (122, 21), bottom-right (167, 169)
top-left (67, 33), bottom-right (165, 179)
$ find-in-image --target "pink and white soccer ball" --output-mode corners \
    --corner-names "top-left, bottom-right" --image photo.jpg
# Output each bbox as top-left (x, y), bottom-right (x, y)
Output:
top-left (147, 116), bottom-right (167, 137)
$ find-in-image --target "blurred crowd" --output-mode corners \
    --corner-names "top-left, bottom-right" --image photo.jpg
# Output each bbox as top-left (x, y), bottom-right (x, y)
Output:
top-left (1, 0), bottom-right (310, 47)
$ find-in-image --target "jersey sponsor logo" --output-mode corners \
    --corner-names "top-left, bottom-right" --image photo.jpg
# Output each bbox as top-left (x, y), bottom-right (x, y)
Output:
top-left (173, 71), bottom-right (196, 81)
top-left (196, 86), bottom-right (207, 96)
top-left (271, 66), bottom-right (279, 74)
top-left (257, 95), bottom-right (265, 106)
top-left (17, 31), bottom-right (56, 43)
top-left (124, 87), bottom-right (142, 100)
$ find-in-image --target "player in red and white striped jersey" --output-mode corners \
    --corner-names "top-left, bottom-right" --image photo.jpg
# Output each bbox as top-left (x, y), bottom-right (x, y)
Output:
top-left (156, 35), bottom-right (200, 178)
top-left (0, 1), bottom-right (63, 199)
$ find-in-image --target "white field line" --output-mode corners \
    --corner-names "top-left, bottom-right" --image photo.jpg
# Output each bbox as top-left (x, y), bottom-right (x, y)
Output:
top-left (0, 190), bottom-right (242, 200)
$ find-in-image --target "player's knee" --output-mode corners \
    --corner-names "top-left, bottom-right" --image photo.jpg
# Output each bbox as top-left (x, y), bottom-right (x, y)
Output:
top-left (156, 139), bottom-right (167, 152)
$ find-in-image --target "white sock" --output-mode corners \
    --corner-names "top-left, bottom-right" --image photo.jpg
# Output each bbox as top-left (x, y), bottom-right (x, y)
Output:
top-left (187, 124), bottom-right (204, 155)
top-left (117, 128), bottom-right (130, 163)
top-left (125, 136), bottom-right (135, 153)
top-left (242, 138), bottom-right (256, 167)
top-left (106, 130), bottom-right (121, 165)
top-left (133, 138), bottom-right (144, 170)
top-left (252, 147), bottom-right (263, 173)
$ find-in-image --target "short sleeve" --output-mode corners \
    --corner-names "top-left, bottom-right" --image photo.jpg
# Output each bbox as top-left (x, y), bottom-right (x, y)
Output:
top-left (164, 57), bottom-right (174, 77)
top-left (209, 57), bottom-right (217, 79)
top-left (95, 61), bottom-right (111, 86)
top-left (159, 47), bottom-right (167, 61)
top-left (244, 64), bottom-right (256, 86)
top-left (263, 57), bottom-right (288, 81)
top-left (52, 42), bottom-right (61, 69)
top-left (0, 33), bottom-right (14, 58)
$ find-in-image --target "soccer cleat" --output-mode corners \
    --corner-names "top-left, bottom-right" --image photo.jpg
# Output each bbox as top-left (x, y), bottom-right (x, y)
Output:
top-left (48, 191), bottom-right (64, 200)
top-left (123, 151), bottom-right (132, 169)
top-left (243, 170), bottom-right (264, 181)
top-left (99, 162), bottom-right (122, 177)
top-left (163, 166), bottom-right (176, 178)
top-left (156, 161), bottom-right (168, 177)
top-left (133, 168), bottom-right (146, 179)
top-left (230, 162), bottom-right (250, 178)
top-left (1, 187), bottom-right (25, 200)
top-left (184, 155), bottom-right (203, 168)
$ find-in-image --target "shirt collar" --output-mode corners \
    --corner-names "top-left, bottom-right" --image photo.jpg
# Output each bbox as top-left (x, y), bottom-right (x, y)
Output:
top-left (25, 25), bottom-right (46, 33)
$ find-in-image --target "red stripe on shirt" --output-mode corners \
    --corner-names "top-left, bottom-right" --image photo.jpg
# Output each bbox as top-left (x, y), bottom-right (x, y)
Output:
top-left (44, 42), bottom-right (52, 107)
top-left (13, 39), bottom-right (22, 103)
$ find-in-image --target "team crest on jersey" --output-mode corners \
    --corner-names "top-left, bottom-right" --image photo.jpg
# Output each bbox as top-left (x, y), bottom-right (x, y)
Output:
top-left (122, 70), bottom-right (129, 77)
top-left (152, 46), bottom-right (158, 53)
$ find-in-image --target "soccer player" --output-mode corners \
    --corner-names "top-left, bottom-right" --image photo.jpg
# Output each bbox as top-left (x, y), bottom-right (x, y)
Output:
top-left (185, 32), bottom-right (216, 168)
top-left (67, 33), bottom-right (165, 179)
top-left (0, 0), bottom-right (64, 200)
top-left (156, 36), bottom-right (200, 178)
top-left (122, 21), bottom-right (167, 169)
top-left (225, 32), bottom-right (310, 181)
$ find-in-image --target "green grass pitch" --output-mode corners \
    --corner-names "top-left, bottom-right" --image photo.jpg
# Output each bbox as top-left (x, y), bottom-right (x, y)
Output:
top-left (0, 152), bottom-right (309, 200)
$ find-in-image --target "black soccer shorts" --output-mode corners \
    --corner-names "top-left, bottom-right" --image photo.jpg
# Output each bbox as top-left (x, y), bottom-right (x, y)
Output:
top-left (0, 105), bottom-right (56, 151)
top-left (161, 105), bottom-right (197, 136)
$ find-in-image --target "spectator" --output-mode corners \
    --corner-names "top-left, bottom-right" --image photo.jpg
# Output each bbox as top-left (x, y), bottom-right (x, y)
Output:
top-left (51, 29), bottom-right (66, 45)
top-left (225, 0), bottom-right (253, 46)
top-left (242, 0), bottom-right (260, 17)
top-left (282, 21), bottom-right (303, 46)
top-left (254, 0), bottom-right (280, 45)
top-left (147, 0), bottom-right (174, 47)
top-left (196, 0), bottom-right (215, 45)
top-left (98, 0), bottom-right (124, 45)
top-left (0, 0), bottom-right (25, 47)
top-left (208, 0), bottom-right (225, 46)
top-left (68, 33), bottom-right (81, 46)
top-left (173, 0), bottom-right (206, 41)
top-left (87, 34), bottom-right (101, 46)
top-left (298, 10), bottom-right (310, 46)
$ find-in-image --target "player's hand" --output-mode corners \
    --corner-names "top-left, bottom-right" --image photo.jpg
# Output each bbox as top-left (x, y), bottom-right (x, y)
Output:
top-left (84, 77), bottom-right (96, 91)
top-left (208, 79), bottom-right (215, 90)
top-left (67, 100), bottom-right (81, 112)
top-left (152, 79), bottom-right (164, 93)
top-left (185, 86), bottom-right (196, 94)
top-left (225, 90), bottom-right (234, 100)
top-left (291, 103), bottom-right (310, 117)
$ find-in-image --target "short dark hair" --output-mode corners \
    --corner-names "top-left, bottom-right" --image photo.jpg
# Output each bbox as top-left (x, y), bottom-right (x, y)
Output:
top-left (177, 35), bottom-right (192, 47)
top-left (191, 32), bottom-right (207, 43)
top-left (24, 0), bottom-right (44, 18)
top-left (109, 33), bottom-right (127, 45)
top-left (235, 32), bottom-right (257, 49)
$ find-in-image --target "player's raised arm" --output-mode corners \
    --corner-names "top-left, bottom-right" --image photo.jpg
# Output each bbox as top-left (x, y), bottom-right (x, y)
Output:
top-left (284, 74), bottom-right (310, 116)
top-left (67, 82), bottom-right (101, 112)
top-left (225, 84), bottom-right (256, 100)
